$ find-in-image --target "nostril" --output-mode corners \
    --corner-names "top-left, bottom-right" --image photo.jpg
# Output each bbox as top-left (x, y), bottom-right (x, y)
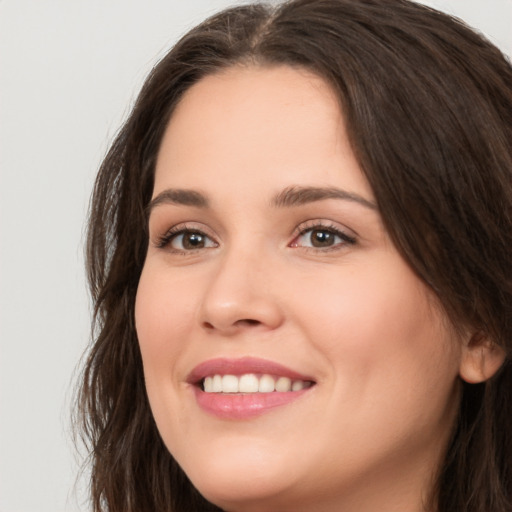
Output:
top-left (201, 318), bottom-right (261, 332)
top-left (237, 319), bottom-right (261, 327)
top-left (238, 318), bottom-right (261, 325)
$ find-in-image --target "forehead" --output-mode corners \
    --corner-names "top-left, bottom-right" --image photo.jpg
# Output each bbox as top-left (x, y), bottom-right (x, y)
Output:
top-left (154, 65), bottom-right (372, 200)
top-left (171, 64), bottom-right (339, 124)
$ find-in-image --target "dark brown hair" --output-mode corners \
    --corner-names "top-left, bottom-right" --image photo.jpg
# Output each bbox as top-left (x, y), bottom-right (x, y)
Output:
top-left (77, 1), bottom-right (512, 510)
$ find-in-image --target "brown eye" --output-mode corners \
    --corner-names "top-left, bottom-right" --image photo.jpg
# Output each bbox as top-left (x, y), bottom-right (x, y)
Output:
top-left (310, 229), bottom-right (336, 247)
top-left (291, 224), bottom-right (356, 250)
top-left (182, 232), bottom-right (206, 249)
top-left (168, 230), bottom-right (217, 251)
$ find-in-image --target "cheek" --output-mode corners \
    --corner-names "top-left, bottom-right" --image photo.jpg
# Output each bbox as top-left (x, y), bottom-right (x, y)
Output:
top-left (293, 258), bottom-right (460, 405)
top-left (135, 264), bottom-right (196, 355)
top-left (134, 265), bottom-right (205, 456)
top-left (289, 261), bottom-right (461, 474)
top-left (134, 265), bottom-right (198, 409)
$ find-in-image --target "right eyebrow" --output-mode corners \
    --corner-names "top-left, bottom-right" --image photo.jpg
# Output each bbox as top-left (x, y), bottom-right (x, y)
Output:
top-left (146, 188), bottom-right (209, 216)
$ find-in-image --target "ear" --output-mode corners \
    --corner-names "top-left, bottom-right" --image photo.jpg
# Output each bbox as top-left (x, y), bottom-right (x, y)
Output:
top-left (459, 332), bottom-right (506, 384)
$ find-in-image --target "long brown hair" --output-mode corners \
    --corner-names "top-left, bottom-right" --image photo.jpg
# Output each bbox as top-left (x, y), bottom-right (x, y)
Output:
top-left (77, 1), bottom-right (512, 510)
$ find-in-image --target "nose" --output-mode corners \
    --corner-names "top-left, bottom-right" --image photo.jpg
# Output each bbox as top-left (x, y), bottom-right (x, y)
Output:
top-left (199, 246), bottom-right (284, 336)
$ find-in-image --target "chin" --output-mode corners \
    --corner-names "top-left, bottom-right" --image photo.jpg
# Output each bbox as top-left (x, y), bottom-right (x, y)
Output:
top-left (175, 438), bottom-right (301, 511)
top-left (190, 468), bottom-right (293, 512)
top-left (196, 476), bottom-right (289, 512)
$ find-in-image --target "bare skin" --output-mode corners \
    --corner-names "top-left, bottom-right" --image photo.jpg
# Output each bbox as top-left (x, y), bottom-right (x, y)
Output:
top-left (135, 65), bottom-right (503, 512)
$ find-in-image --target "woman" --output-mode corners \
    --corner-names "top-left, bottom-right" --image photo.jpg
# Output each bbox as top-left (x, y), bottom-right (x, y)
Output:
top-left (78, 0), bottom-right (512, 510)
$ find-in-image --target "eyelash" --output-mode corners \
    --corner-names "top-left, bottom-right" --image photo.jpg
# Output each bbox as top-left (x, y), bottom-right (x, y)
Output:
top-left (292, 221), bottom-right (357, 251)
top-left (154, 221), bottom-right (356, 253)
top-left (155, 224), bottom-right (216, 251)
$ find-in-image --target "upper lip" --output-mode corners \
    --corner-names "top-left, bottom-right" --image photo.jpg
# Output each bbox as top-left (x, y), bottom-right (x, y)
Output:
top-left (187, 356), bottom-right (315, 385)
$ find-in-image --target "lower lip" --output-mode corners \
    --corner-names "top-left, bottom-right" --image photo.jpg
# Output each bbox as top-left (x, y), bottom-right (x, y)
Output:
top-left (193, 386), bottom-right (312, 419)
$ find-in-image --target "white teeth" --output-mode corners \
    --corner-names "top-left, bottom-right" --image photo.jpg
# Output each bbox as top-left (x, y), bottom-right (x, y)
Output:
top-left (222, 375), bottom-right (239, 393)
top-left (291, 380), bottom-right (305, 391)
top-left (204, 376), bottom-right (213, 392)
top-left (239, 374), bottom-right (259, 393)
top-left (275, 376), bottom-right (292, 392)
top-left (258, 374), bottom-right (275, 393)
top-left (212, 375), bottom-right (222, 392)
top-left (202, 373), bottom-right (311, 393)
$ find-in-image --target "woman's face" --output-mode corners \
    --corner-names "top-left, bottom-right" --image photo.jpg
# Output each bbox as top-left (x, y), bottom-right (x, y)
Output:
top-left (135, 66), bottom-right (463, 512)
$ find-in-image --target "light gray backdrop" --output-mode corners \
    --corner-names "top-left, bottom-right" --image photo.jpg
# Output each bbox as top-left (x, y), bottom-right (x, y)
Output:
top-left (1, 1), bottom-right (511, 511)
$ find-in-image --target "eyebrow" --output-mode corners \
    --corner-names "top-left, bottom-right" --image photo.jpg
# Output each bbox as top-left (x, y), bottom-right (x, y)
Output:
top-left (146, 188), bottom-right (209, 215)
top-left (271, 186), bottom-right (377, 210)
top-left (146, 184), bottom-right (377, 216)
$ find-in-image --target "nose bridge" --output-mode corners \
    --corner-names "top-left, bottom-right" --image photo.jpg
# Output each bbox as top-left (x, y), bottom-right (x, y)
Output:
top-left (199, 239), bottom-right (282, 333)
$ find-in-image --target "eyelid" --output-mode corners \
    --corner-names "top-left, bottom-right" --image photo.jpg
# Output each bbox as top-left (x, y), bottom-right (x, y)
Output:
top-left (153, 222), bottom-right (218, 251)
top-left (290, 219), bottom-right (357, 249)
top-left (151, 219), bottom-right (356, 252)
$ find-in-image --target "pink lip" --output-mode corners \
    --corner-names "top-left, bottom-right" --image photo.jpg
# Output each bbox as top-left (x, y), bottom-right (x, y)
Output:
top-left (187, 357), bottom-right (315, 420)
top-left (187, 356), bottom-right (314, 384)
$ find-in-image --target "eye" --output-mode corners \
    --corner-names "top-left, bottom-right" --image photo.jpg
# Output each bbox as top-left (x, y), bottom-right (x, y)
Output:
top-left (156, 227), bottom-right (218, 252)
top-left (290, 223), bottom-right (356, 250)
top-left (171, 230), bottom-right (216, 250)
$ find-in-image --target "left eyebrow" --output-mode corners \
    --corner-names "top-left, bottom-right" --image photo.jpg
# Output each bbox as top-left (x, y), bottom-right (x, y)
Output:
top-left (271, 186), bottom-right (377, 210)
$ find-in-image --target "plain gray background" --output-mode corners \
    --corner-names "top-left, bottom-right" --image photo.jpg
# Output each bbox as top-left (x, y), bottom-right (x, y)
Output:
top-left (1, 1), bottom-right (511, 511)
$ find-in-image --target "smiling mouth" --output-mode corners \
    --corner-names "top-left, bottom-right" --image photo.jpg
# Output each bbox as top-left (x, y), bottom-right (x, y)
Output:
top-left (189, 358), bottom-right (316, 419)
top-left (201, 373), bottom-right (314, 393)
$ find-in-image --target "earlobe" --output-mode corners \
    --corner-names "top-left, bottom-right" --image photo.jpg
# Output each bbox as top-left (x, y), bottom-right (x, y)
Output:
top-left (459, 332), bottom-right (506, 384)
